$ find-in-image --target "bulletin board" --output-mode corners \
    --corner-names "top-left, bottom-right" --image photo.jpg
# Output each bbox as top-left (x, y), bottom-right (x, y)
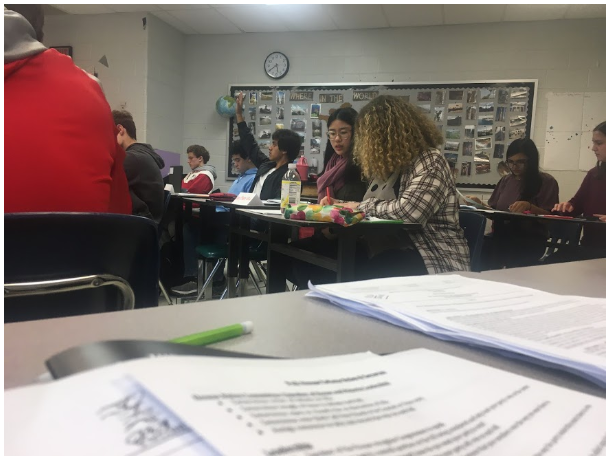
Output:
top-left (228, 81), bottom-right (537, 188)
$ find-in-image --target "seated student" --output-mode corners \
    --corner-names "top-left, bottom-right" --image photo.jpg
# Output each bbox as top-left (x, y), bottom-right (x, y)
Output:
top-left (289, 108), bottom-right (366, 252)
top-left (227, 142), bottom-right (258, 195)
top-left (469, 139), bottom-right (559, 270)
top-left (182, 145), bottom-right (217, 194)
top-left (290, 95), bottom-right (470, 289)
top-left (4, 5), bottom-right (131, 215)
top-left (216, 142), bottom-right (258, 212)
top-left (317, 107), bottom-right (367, 204)
top-left (552, 121), bottom-right (606, 260)
top-left (171, 144), bottom-right (218, 296)
top-left (112, 110), bottom-right (165, 223)
top-left (235, 92), bottom-right (301, 199)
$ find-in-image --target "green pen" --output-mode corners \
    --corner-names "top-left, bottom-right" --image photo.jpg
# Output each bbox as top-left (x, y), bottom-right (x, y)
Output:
top-left (169, 321), bottom-right (253, 346)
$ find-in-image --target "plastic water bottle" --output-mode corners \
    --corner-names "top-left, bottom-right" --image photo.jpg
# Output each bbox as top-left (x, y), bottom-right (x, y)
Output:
top-left (281, 163), bottom-right (301, 213)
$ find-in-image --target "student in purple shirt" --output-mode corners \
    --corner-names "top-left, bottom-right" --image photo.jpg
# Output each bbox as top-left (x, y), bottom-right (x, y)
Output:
top-left (552, 121), bottom-right (606, 261)
top-left (474, 139), bottom-right (559, 270)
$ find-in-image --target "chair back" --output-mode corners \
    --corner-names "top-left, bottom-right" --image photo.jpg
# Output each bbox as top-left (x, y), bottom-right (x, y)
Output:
top-left (4, 213), bottom-right (159, 322)
top-left (459, 211), bottom-right (486, 272)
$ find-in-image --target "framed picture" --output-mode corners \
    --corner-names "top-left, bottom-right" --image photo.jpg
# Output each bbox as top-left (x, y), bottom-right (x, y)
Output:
top-left (51, 46), bottom-right (73, 58)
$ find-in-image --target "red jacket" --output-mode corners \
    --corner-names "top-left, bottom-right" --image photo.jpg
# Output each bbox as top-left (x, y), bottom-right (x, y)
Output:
top-left (4, 49), bottom-right (131, 214)
top-left (182, 168), bottom-right (214, 195)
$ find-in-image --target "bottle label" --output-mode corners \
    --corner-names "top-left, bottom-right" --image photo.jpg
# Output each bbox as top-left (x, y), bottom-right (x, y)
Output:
top-left (281, 180), bottom-right (301, 212)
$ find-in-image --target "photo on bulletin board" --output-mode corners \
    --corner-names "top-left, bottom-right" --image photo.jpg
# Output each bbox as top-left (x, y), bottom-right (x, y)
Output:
top-left (227, 81), bottom-right (537, 187)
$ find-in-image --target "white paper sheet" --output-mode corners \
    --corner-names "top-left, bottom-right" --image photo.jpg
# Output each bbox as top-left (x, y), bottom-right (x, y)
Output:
top-left (131, 350), bottom-right (607, 456)
top-left (309, 275), bottom-right (606, 385)
top-left (4, 373), bottom-right (215, 456)
top-left (5, 350), bottom-right (606, 456)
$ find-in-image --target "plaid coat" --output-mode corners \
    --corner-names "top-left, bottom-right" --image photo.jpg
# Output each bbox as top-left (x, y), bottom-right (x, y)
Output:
top-left (359, 149), bottom-right (470, 274)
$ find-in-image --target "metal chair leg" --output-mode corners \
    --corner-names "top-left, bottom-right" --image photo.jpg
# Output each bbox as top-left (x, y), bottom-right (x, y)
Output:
top-left (248, 268), bottom-right (263, 295)
top-left (252, 261), bottom-right (267, 287)
top-left (159, 280), bottom-right (173, 305)
top-left (220, 278), bottom-right (239, 300)
top-left (196, 259), bottom-right (223, 301)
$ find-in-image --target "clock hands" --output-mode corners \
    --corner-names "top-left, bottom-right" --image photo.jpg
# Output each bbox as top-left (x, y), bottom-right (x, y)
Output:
top-left (268, 63), bottom-right (279, 73)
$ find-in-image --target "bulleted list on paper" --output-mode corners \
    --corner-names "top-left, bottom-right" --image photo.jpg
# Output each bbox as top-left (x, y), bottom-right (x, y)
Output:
top-left (132, 350), bottom-right (606, 456)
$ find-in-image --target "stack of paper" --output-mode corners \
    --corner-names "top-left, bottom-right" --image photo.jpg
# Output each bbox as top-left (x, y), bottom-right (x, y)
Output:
top-left (308, 275), bottom-right (606, 386)
top-left (5, 349), bottom-right (606, 455)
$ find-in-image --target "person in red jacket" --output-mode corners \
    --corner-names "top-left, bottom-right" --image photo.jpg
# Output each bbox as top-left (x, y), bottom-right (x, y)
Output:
top-left (182, 145), bottom-right (217, 194)
top-left (4, 5), bottom-right (131, 215)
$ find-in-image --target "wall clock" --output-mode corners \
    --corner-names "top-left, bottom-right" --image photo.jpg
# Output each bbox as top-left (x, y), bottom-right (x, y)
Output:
top-left (264, 51), bottom-right (289, 80)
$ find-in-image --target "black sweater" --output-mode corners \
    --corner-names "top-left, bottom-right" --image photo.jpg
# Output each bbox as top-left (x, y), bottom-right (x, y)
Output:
top-left (124, 143), bottom-right (165, 223)
top-left (238, 121), bottom-right (288, 200)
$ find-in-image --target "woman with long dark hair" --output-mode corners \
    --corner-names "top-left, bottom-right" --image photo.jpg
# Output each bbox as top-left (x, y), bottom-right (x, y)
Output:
top-left (552, 121), bottom-right (606, 259)
top-left (316, 107), bottom-right (366, 204)
top-left (481, 138), bottom-right (559, 270)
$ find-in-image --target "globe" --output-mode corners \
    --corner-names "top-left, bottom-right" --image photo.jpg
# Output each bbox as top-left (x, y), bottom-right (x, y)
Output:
top-left (216, 95), bottom-right (236, 119)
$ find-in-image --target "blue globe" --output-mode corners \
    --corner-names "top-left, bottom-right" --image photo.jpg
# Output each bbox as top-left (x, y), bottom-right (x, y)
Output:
top-left (216, 95), bottom-right (236, 119)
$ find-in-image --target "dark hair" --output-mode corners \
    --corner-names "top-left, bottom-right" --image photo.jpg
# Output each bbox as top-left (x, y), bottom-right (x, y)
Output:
top-left (320, 107), bottom-right (363, 182)
top-left (506, 138), bottom-right (542, 201)
top-left (111, 110), bottom-right (137, 140)
top-left (187, 145), bottom-right (210, 164)
top-left (230, 140), bottom-right (248, 160)
top-left (7, 4), bottom-right (44, 42)
top-left (593, 121), bottom-right (606, 179)
top-left (271, 129), bottom-right (301, 162)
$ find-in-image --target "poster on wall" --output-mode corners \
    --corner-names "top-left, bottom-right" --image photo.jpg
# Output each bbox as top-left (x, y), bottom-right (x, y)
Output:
top-left (227, 81), bottom-right (537, 187)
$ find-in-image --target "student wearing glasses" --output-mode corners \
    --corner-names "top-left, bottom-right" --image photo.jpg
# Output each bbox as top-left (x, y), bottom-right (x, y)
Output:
top-left (316, 108), bottom-right (366, 204)
top-left (471, 138), bottom-right (559, 270)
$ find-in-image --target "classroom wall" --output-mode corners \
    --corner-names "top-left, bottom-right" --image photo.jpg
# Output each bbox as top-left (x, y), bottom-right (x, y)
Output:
top-left (146, 14), bottom-right (186, 153)
top-left (183, 18), bottom-right (606, 194)
top-left (44, 13), bottom-right (149, 140)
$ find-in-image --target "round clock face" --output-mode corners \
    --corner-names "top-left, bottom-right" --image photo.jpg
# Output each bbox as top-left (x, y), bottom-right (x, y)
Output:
top-left (264, 52), bottom-right (289, 80)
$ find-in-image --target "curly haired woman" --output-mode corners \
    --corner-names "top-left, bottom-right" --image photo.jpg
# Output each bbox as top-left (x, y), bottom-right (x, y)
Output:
top-left (290, 95), bottom-right (470, 289)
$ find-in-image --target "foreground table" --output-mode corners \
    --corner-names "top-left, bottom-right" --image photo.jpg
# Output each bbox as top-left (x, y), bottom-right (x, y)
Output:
top-left (5, 260), bottom-right (605, 397)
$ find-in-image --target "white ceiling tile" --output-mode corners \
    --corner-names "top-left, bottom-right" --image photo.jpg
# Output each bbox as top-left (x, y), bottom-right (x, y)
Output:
top-left (444, 4), bottom-right (506, 25)
top-left (268, 5), bottom-right (338, 32)
top-left (504, 4), bottom-right (570, 22)
top-left (169, 8), bottom-right (242, 34)
top-left (157, 4), bottom-right (211, 11)
top-left (106, 4), bottom-right (161, 13)
top-left (382, 4), bottom-right (443, 27)
top-left (213, 5), bottom-right (289, 33)
top-left (564, 4), bottom-right (606, 19)
top-left (325, 5), bottom-right (389, 30)
top-left (151, 11), bottom-right (198, 34)
top-left (51, 4), bottom-right (116, 14)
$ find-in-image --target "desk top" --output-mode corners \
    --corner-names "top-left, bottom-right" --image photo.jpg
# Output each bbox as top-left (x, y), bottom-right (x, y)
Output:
top-left (460, 207), bottom-right (606, 225)
top-left (236, 208), bottom-right (423, 230)
top-left (5, 260), bottom-right (605, 396)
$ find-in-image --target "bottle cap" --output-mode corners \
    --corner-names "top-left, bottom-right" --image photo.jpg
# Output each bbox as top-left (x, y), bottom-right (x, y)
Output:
top-left (288, 163), bottom-right (297, 169)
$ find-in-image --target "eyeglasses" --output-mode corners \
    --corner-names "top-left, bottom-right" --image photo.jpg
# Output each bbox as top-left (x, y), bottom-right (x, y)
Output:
top-left (506, 159), bottom-right (527, 168)
top-left (327, 129), bottom-right (352, 140)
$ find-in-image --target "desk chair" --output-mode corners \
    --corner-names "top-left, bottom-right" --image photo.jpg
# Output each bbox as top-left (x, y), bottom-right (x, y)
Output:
top-left (540, 221), bottom-right (583, 262)
top-left (459, 211), bottom-right (486, 272)
top-left (195, 242), bottom-right (268, 301)
top-left (4, 213), bottom-right (159, 323)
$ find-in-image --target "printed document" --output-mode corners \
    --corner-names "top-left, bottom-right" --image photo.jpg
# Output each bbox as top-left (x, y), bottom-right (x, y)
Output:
top-left (6, 349), bottom-right (604, 455)
top-left (308, 275), bottom-right (606, 384)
